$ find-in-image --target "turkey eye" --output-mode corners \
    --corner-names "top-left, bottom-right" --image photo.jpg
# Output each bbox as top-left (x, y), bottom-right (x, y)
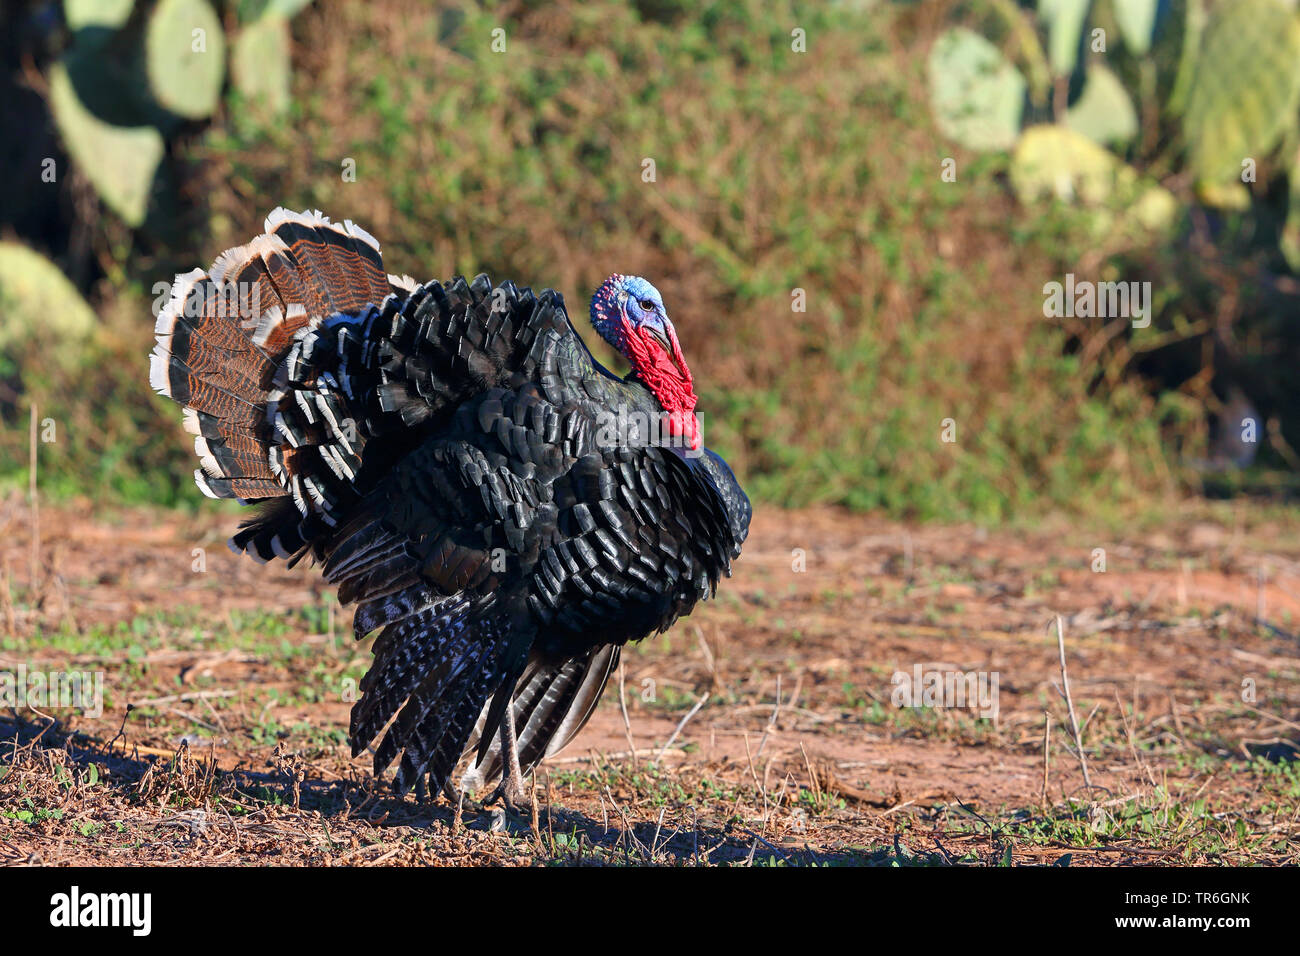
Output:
top-left (639, 299), bottom-right (655, 311)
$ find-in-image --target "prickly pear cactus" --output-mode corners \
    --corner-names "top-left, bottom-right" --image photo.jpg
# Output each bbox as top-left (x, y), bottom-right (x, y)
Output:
top-left (146, 0), bottom-right (226, 120)
top-left (1038, 0), bottom-right (1091, 77)
top-left (1183, 0), bottom-right (1300, 185)
top-left (48, 60), bottom-right (164, 227)
top-left (1011, 125), bottom-right (1177, 234)
top-left (1113, 0), bottom-right (1160, 55)
top-left (0, 242), bottom-right (98, 363)
top-left (63, 0), bottom-right (134, 32)
top-left (928, 28), bottom-right (1026, 152)
top-left (232, 13), bottom-right (292, 116)
top-left (1066, 65), bottom-right (1137, 146)
top-left (266, 0), bottom-right (314, 15)
top-left (1281, 147), bottom-right (1300, 271)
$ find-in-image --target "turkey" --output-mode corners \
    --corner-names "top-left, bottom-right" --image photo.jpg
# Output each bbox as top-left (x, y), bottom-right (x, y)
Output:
top-left (149, 208), bottom-right (751, 808)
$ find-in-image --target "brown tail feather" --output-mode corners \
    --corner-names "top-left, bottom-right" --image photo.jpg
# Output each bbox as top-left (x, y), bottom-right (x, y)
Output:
top-left (150, 208), bottom-right (392, 503)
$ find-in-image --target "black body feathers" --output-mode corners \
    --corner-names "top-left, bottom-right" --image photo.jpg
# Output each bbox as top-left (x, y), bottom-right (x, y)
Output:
top-left (151, 209), bottom-right (750, 795)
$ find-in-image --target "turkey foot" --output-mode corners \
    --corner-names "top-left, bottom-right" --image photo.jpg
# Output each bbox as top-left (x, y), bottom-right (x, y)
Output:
top-left (485, 705), bottom-right (533, 815)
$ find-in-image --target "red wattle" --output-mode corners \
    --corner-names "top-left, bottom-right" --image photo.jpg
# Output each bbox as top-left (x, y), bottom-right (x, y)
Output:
top-left (666, 409), bottom-right (702, 451)
top-left (622, 320), bottom-right (701, 451)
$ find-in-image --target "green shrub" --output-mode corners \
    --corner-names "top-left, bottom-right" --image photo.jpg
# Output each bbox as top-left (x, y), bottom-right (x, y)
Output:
top-left (7, 0), bottom-right (1186, 522)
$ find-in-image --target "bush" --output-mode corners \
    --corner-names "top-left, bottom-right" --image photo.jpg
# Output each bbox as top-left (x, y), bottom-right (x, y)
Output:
top-left (2, 0), bottom-right (1189, 521)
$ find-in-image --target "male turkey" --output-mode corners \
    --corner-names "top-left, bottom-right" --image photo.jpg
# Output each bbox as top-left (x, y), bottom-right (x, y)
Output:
top-left (149, 209), bottom-right (750, 808)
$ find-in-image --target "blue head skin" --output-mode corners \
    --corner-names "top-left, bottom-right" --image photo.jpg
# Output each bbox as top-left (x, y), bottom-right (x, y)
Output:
top-left (589, 273), bottom-right (699, 445)
top-left (590, 275), bottom-right (669, 356)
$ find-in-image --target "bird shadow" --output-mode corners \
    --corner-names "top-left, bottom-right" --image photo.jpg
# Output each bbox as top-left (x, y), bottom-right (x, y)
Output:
top-left (0, 713), bottom-right (905, 866)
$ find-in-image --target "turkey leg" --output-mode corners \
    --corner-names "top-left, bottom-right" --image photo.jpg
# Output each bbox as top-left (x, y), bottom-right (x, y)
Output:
top-left (488, 704), bottom-right (533, 812)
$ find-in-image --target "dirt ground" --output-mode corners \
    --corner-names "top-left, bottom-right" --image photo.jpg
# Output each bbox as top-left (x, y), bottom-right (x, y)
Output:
top-left (1, 493), bottom-right (1298, 866)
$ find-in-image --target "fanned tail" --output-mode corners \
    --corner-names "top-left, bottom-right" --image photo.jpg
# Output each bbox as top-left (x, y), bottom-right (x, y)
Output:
top-left (149, 208), bottom-right (393, 549)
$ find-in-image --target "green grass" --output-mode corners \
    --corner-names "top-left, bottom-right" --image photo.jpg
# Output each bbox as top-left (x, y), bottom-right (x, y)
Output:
top-left (5, 602), bottom-right (370, 732)
top-left (953, 759), bottom-right (1300, 863)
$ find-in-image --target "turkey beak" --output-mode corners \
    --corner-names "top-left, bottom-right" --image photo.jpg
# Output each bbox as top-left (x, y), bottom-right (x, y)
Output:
top-left (648, 317), bottom-right (690, 382)
top-left (646, 322), bottom-right (673, 354)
